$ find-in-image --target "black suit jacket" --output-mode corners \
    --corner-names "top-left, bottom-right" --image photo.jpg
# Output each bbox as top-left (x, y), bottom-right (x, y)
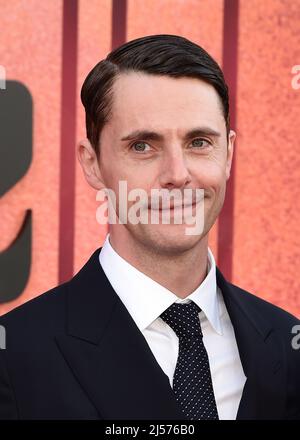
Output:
top-left (0, 247), bottom-right (299, 420)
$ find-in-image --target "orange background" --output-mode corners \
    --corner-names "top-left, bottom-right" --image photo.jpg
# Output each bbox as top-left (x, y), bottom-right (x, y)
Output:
top-left (0, 0), bottom-right (300, 317)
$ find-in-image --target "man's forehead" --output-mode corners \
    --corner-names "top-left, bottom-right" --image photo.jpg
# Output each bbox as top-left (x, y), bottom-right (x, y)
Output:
top-left (111, 72), bottom-right (224, 120)
top-left (113, 71), bottom-right (220, 101)
top-left (107, 72), bottom-right (224, 138)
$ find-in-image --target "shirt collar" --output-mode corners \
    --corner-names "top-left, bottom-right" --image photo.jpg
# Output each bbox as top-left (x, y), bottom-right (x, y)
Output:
top-left (99, 233), bottom-right (222, 335)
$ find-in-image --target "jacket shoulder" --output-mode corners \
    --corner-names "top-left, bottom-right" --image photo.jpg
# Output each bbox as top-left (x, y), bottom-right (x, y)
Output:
top-left (228, 281), bottom-right (300, 328)
top-left (0, 282), bottom-right (68, 335)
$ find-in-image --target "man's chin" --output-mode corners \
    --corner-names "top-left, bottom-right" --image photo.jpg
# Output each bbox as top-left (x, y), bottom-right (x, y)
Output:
top-left (133, 223), bottom-right (205, 255)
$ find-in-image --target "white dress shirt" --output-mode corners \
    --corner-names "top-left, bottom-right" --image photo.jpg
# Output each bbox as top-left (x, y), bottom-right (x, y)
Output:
top-left (99, 233), bottom-right (246, 420)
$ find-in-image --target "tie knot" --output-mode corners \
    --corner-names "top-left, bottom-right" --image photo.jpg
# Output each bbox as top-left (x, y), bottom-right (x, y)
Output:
top-left (160, 301), bottom-right (202, 339)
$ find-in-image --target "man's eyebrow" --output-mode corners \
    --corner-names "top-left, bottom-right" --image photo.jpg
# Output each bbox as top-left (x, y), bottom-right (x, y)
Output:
top-left (120, 127), bottom-right (221, 142)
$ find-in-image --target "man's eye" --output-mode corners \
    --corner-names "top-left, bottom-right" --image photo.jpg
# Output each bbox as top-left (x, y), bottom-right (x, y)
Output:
top-left (190, 138), bottom-right (211, 149)
top-left (130, 141), bottom-right (151, 153)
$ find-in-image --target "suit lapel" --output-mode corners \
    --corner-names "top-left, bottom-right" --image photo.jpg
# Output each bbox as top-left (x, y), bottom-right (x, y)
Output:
top-left (55, 248), bottom-right (186, 420)
top-left (55, 246), bottom-right (287, 420)
top-left (216, 268), bottom-right (287, 419)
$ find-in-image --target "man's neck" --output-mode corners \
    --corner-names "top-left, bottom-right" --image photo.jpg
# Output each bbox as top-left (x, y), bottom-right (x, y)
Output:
top-left (108, 227), bottom-right (209, 299)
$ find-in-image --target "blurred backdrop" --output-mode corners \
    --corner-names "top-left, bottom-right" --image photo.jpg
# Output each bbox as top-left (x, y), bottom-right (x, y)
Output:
top-left (0, 0), bottom-right (300, 317)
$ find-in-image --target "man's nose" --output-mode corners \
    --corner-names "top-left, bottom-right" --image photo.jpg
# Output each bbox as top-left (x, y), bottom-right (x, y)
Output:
top-left (159, 149), bottom-right (192, 189)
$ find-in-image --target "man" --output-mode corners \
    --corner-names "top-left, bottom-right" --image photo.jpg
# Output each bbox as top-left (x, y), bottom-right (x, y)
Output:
top-left (0, 34), bottom-right (299, 420)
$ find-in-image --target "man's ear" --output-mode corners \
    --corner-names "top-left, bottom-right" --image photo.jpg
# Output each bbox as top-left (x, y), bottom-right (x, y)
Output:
top-left (225, 129), bottom-right (236, 180)
top-left (77, 138), bottom-right (105, 190)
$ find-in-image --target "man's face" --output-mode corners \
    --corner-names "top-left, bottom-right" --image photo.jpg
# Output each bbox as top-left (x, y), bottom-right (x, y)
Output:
top-left (87, 72), bottom-right (235, 255)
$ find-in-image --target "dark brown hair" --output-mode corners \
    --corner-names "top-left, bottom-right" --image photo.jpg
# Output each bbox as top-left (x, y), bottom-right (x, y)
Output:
top-left (81, 34), bottom-right (230, 156)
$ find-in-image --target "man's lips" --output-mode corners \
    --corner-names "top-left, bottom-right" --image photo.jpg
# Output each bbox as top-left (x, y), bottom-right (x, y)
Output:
top-left (148, 198), bottom-right (204, 211)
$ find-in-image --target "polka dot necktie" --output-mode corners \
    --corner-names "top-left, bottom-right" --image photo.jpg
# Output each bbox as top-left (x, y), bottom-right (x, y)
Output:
top-left (160, 301), bottom-right (219, 420)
